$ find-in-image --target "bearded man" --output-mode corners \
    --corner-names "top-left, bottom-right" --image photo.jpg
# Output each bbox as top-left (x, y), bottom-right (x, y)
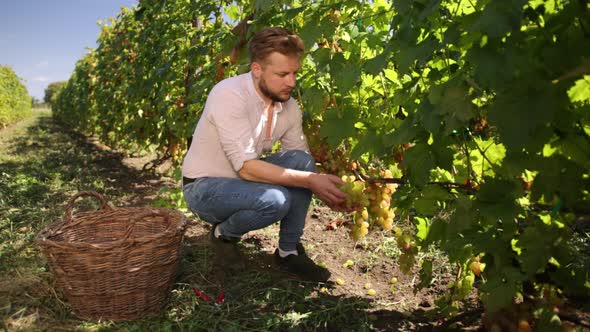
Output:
top-left (182, 27), bottom-right (346, 281)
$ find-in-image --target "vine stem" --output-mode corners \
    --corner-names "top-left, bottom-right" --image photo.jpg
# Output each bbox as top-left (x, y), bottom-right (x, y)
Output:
top-left (472, 139), bottom-right (501, 175)
top-left (459, 133), bottom-right (476, 185)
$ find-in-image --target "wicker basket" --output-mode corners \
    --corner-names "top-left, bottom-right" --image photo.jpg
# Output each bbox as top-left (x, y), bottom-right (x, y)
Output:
top-left (37, 191), bottom-right (187, 321)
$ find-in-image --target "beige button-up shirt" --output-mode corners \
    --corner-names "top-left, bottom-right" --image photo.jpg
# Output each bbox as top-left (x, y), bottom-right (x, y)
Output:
top-left (182, 71), bottom-right (309, 179)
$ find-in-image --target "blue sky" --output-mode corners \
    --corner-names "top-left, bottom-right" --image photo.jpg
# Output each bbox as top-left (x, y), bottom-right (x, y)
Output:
top-left (0, 0), bottom-right (138, 100)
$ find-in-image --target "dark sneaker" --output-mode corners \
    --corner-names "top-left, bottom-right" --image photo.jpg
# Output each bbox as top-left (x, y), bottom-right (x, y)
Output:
top-left (274, 243), bottom-right (331, 282)
top-left (209, 224), bottom-right (245, 270)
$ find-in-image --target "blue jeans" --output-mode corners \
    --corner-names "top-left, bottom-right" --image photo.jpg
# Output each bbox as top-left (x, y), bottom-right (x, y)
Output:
top-left (183, 150), bottom-right (315, 252)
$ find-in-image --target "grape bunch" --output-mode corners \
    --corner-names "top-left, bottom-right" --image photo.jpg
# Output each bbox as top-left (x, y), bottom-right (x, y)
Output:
top-left (394, 228), bottom-right (417, 275)
top-left (351, 208), bottom-right (370, 241)
top-left (339, 175), bottom-right (371, 241)
top-left (337, 169), bottom-right (401, 241)
top-left (448, 274), bottom-right (475, 301)
top-left (366, 169), bottom-right (397, 231)
top-left (339, 175), bottom-right (370, 209)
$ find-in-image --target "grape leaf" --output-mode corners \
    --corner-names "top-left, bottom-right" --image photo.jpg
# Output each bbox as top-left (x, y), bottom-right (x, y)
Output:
top-left (488, 81), bottom-right (559, 151)
top-left (531, 155), bottom-right (585, 206)
top-left (479, 267), bottom-right (523, 313)
top-left (568, 75), bottom-right (590, 103)
top-left (320, 105), bottom-right (357, 147)
top-left (469, 1), bottom-right (524, 38)
top-left (385, 114), bottom-right (424, 147)
top-left (333, 65), bottom-right (361, 94)
top-left (515, 222), bottom-right (561, 277)
top-left (415, 216), bottom-right (430, 241)
top-left (416, 260), bottom-right (433, 291)
top-left (350, 129), bottom-right (382, 159)
top-left (302, 86), bottom-right (326, 116)
top-left (414, 185), bottom-right (451, 216)
top-left (364, 49), bottom-right (390, 76)
top-left (429, 80), bottom-right (474, 133)
top-left (404, 143), bottom-right (436, 187)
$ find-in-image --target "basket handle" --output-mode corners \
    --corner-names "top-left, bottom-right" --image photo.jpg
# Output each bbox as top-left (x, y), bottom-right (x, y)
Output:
top-left (120, 209), bottom-right (173, 243)
top-left (65, 191), bottom-right (113, 222)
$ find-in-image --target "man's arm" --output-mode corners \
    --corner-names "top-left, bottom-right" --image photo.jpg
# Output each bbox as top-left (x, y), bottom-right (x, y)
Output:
top-left (239, 159), bottom-right (347, 206)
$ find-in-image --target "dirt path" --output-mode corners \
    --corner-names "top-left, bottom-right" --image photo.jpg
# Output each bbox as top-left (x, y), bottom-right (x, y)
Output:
top-left (0, 111), bottom-right (483, 331)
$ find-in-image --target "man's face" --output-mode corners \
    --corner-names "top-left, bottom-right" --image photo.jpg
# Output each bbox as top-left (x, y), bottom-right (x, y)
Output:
top-left (254, 52), bottom-right (301, 103)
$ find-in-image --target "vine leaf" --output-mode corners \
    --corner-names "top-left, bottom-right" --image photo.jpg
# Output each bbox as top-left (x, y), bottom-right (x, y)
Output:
top-left (447, 195), bottom-right (476, 234)
top-left (415, 217), bottom-right (430, 240)
top-left (567, 75), bottom-right (590, 103)
top-left (414, 185), bottom-right (451, 216)
top-left (385, 114), bottom-right (421, 146)
top-left (364, 49), bottom-right (389, 76)
top-left (300, 21), bottom-right (323, 49)
top-left (351, 129), bottom-right (381, 160)
top-left (469, 1), bottom-right (523, 38)
top-left (320, 105), bottom-right (357, 147)
top-left (488, 82), bottom-right (558, 151)
top-left (515, 222), bottom-right (560, 277)
top-left (475, 178), bottom-right (521, 225)
top-left (254, 0), bottom-right (274, 14)
top-left (331, 53), bottom-right (361, 94)
top-left (531, 156), bottom-right (585, 206)
top-left (429, 80), bottom-right (474, 133)
top-left (480, 267), bottom-right (523, 313)
top-left (302, 86), bottom-right (325, 116)
top-left (416, 259), bottom-right (433, 291)
top-left (404, 143), bottom-right (436, 187)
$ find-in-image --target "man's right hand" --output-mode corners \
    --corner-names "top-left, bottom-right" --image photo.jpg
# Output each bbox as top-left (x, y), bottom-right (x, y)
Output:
top-left (308, 173), bottom-right (347, 207)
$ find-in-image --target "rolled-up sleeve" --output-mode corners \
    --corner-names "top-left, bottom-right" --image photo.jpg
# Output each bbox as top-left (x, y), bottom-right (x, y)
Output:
top-left (280, 101), bottom-right (310, 152)
top-left (207, 87), bottom-right (258, 172)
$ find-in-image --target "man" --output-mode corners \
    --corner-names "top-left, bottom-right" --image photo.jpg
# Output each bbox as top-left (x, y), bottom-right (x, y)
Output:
top-left (182, 27), bottom-right (346, 282)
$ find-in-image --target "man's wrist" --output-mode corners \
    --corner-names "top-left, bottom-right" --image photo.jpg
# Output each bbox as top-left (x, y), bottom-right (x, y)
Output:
top-left (305, 172), bottom-right (319, 189)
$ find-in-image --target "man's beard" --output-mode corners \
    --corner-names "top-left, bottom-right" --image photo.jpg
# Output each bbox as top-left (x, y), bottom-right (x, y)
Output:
top-left (259, 77), bottom-right (291, 103)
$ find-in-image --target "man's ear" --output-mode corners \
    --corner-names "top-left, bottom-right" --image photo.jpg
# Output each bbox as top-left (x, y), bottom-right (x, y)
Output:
top-left (251, 62), bottom-right (262, 78)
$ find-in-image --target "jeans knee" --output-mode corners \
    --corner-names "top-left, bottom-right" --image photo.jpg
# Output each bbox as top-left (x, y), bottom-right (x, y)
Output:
top-left (287, 150), bottom-right (316, 172)
top-left (260, 187), bottom-right (291, 220)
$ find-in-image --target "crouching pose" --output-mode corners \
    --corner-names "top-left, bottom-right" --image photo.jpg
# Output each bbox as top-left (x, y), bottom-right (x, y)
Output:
top-left (182, 27), bottom-right (347, 281)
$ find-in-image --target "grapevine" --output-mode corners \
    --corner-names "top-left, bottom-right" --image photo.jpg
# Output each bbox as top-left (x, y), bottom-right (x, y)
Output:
top-left (0, 65), bottom-right (32, 128)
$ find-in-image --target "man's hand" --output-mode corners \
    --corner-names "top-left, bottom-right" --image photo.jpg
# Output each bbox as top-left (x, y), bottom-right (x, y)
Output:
top-left (239, 160), bottom-right (350, 210)
top-left (308, 173), bottom-right (347, 207)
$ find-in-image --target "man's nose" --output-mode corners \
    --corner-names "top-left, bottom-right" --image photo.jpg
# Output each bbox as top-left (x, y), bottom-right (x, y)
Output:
top-left (285, 74), bottom-right (296, 88)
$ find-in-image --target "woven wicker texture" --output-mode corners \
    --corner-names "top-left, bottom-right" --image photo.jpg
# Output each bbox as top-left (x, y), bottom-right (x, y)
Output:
top-left (37, 191), bottom-right (187, 321)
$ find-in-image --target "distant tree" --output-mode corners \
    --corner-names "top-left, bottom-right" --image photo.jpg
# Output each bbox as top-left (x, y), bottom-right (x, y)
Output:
top-left (44, 81), bottom-right (66, 104)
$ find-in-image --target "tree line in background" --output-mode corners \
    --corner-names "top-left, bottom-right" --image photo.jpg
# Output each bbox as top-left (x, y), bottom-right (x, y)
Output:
top-left (44, 81), bottom-right (67, 106)
top-left (53, 0), bottom-right (590, 330)
top-left (0, 65), bottom-right (32, 128)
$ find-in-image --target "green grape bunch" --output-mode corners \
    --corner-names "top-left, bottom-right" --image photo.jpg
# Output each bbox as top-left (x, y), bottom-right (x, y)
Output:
top-left (339, 175), bottom-right (370, 210)
top-left (339, 170), bottom-right (401, 241)
top-left (395, 228), bottom-right (418, 275)
top-left (366, 169), bottom-right (397, 231)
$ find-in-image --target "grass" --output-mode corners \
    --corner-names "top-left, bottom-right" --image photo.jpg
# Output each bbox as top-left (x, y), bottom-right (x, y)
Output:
top-left (0, 110), bottom-right (383, 331)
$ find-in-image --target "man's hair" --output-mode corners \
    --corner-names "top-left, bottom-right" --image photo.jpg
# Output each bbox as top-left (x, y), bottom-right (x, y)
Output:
top-left (248, 27), bottom-right (305, 64)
